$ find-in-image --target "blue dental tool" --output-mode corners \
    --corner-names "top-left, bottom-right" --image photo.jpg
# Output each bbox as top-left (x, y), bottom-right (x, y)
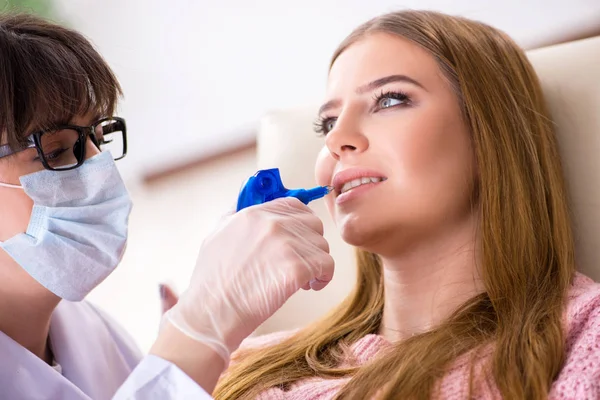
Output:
top-left (236, 168), bottom-right (333, 212)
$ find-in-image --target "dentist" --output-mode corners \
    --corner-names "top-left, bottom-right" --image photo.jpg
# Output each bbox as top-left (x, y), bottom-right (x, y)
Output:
top-left (0, 13), bottom-right (333, 399)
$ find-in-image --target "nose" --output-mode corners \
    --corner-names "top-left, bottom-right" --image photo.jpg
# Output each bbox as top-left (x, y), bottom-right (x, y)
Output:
top-left (84, 132), bottom-right (101, 160)
top-left (325, 112), bottom-right (369, 160)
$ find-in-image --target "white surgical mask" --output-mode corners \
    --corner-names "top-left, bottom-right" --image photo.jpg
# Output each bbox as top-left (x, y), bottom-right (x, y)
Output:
top-left (0, 151), bottom-right (132, 301)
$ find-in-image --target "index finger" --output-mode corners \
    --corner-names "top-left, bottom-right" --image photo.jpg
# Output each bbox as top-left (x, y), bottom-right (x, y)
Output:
top-left (265, 197), bottom-right (315, 215)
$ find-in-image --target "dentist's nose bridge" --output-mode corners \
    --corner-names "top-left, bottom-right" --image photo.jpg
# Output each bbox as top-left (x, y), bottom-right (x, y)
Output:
top-left (85, 132), bottom-right (101, 160)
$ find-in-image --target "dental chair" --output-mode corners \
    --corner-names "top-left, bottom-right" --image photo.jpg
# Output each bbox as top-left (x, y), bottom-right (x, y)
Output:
top-left (255, 36), bottom-right (600, 334)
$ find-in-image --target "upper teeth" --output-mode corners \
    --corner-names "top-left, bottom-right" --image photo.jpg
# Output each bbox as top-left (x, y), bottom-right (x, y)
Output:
top-left (340, 177), bottom-right (383, 194)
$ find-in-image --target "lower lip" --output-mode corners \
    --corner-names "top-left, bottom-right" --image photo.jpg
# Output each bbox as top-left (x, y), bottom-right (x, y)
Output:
top-left (336, 181), bottom-right (384, 205)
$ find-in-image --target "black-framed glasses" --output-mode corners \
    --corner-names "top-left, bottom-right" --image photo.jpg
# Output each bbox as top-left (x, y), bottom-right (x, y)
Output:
top-left (0, 117), bottom-right (127, 171)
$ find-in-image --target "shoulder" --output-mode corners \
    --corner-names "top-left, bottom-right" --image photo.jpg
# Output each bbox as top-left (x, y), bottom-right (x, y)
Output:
top-left (50, 300), bottom-right (143, 372)
top-left (82, 301), bottom-right (144, 365)
top-left (227, 329), bottom-right (300, 368)
top-left (555, 273), bottom-right (600, 394)
top-left (237, 329), bottom-right (300, 351)
top-left (564, 272), bottom-right (600, 339)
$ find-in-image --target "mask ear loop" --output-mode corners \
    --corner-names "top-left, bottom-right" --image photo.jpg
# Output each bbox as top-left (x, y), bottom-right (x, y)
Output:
top-left (0, 181), bottom-right (24, 189)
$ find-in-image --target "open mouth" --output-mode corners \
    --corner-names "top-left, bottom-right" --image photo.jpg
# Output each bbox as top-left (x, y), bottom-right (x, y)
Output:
top-left (339, 176), bottom-right (387, 195)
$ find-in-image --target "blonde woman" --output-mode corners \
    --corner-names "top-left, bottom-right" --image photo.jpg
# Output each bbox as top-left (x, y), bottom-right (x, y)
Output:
top-left (207, 10), bottom-right (600, 400)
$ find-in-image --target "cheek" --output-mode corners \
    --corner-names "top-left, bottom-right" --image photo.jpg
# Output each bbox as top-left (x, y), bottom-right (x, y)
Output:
top-left (314, 146), bottom-right (336, 216)
top-left (314, 147), bottom-right (333, 185)
top-left (0, 190), bottom-right (34, 241)
top-left (387, 107), bottom-right (475, 227)
top-left (86, 139), bottom-right (101, 159)
top-left (389, 105), bottom-right (473, 192)
top-left (0, 159), bottom-right (36, 241)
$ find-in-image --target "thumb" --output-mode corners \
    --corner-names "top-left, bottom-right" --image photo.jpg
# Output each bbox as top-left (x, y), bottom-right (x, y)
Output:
top-left (224, 203), bottom-right (237, 216)
top-left (159, 283), bottom-right (179, 315)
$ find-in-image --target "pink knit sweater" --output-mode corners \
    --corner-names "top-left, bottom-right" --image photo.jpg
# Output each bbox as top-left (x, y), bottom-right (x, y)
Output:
top-left (234, 272), bottom-right (600, 399)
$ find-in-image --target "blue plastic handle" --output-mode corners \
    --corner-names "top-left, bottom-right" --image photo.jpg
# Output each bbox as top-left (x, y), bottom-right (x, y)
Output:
top-left (236, 168), bottom-right (331, 212)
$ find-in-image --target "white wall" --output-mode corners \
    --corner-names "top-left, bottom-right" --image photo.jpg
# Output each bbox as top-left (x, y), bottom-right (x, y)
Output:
top-left (54, 0), bottom-right (600, 182)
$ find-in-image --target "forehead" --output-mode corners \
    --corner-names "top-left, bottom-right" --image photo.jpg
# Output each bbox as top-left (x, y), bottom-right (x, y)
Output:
top-left (327, 32), bottom-right (442, 94)
top-left (71, 112), bottom-right (102, 127)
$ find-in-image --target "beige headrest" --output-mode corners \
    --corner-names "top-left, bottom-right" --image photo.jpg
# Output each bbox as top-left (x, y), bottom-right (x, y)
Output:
top-left (528, 37), bottom-right (600, 282)
top-left (256, 36), bottom-right (600, 333)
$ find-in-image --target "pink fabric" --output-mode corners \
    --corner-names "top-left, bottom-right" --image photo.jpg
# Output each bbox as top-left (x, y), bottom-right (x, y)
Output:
top-left (234, 272), bottom-right (600, 399)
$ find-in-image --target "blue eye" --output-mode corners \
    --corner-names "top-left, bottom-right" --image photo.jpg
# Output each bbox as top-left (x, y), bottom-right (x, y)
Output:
top-left (325, 119), bottom-right (336, 132)
top-left (374, 91), bottom-right (411, 110)
top-left (379, 97), bottom-right (403, 108)
top-left (314, 117), bottom-right (337, 136)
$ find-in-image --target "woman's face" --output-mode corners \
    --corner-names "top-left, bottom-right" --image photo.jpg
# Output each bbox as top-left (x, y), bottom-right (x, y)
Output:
top-left (0, 115), bottom-right (101, 242)
top-left (314, 33), bottom-right (477, 256)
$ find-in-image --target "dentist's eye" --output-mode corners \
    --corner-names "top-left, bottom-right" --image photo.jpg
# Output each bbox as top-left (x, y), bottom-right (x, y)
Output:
top-left (374, 90), bottom-right (411, 110)
top-left (44, 148), bottom-right (69, 161)
top-left (313, 116), bottom-right (337, 136)
top-left (33, 148), bottom-right (67, 162)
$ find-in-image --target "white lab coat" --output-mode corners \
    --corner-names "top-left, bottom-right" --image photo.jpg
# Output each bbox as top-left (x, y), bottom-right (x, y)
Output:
top-left (0, 300), bottom-right (213, 399)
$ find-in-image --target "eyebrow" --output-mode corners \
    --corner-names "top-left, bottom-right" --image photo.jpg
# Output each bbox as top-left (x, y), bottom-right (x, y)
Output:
top-left (318, 74), bottom-right (426, 115)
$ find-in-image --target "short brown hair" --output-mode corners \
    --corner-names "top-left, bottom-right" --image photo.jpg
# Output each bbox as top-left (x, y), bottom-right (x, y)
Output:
top-left (0, 13), bottom-right (122, 150)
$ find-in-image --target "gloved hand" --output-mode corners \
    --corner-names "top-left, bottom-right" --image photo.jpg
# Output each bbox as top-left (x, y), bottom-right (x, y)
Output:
top-left (163, 197), bottom-right (335, 365)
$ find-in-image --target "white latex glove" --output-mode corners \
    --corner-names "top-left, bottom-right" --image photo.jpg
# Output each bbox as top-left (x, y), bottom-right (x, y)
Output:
top-left (163, 197), bottom-right (334, 364)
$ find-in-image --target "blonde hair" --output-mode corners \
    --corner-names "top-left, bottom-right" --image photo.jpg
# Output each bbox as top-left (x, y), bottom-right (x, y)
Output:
top-left (214, 10), bottom-right (575, 399)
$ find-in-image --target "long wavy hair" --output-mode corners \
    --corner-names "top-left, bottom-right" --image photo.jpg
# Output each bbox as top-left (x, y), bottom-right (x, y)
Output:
top-left (214, 10), bottom-right (575, 399)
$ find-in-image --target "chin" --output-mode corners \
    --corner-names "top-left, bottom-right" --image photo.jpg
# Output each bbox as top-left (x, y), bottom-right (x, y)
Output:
top-left (337, 213), bottom-right (385, 248)
top-left (336, 211), bottom-right (415, 257)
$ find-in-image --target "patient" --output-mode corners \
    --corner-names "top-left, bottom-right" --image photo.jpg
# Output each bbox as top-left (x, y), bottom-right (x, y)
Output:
top-left (214, 10), bottom-right (600, 399)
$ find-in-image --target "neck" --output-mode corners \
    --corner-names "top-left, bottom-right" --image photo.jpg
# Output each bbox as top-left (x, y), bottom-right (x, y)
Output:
top-left (0, 253), bottom-right (60, 364)
top-left (378, 216), bottom-right (484, 342)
